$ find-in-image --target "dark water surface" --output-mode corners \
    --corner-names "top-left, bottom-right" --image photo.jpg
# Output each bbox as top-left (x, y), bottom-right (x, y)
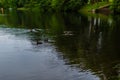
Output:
top-left (0, 10), bottom-right (120, 80)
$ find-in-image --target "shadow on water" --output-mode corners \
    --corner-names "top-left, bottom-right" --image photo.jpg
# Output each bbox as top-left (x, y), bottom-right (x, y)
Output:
top-left (0, 10), bottom-right (120, 80)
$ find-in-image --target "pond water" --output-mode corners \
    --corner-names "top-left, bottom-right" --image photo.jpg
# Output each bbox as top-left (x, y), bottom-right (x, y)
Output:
top-left (0, 10), bottom-right (120, 80)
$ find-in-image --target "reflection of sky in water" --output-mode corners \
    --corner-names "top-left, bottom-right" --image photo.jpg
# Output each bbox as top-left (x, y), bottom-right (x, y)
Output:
top-left (0, 27), bottom-right (100, 80)
top-left (0, 11), bottom-right (119, 80)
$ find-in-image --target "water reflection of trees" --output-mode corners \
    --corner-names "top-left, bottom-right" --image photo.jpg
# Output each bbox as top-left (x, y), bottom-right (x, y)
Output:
top-left (0, 10), bottom-right (120, 80)
top-left (54, 14), bottom-right (120, 80)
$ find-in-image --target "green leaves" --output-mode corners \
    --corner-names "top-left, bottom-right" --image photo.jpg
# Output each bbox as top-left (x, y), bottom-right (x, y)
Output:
top-left (63, 0), bottom-right (83, 11)
top-left (0, 0), bottom-right (87, 12)
top-left (112, 0), bottom-right (120, 13)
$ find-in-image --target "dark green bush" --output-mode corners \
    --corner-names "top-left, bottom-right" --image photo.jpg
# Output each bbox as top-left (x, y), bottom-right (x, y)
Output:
top-left (61, 0), bottom-right (84, 11)
top-left (0, 0), bottom-right (87, 12)
top-left (112, 0), bottom-right (120, 13)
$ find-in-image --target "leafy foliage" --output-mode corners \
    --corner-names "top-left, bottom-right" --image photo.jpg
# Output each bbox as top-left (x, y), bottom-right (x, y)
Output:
top-left (0, 0), bottom-right (87, 12)
top-left (0, 0), bottom-right (119, 13)
top-left (112, 0), bottom-right (120, 13)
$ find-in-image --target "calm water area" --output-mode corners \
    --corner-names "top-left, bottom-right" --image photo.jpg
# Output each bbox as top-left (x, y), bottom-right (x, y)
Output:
top-left (0, 10), bottom-right (119, 80)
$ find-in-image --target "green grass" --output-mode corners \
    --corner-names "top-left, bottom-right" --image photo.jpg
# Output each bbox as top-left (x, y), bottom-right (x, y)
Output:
top-left (79, 2), bottom-right (112, 13)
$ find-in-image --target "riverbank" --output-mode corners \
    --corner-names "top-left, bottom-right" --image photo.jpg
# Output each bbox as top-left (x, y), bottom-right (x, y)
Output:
top-left (79, 2), bottom-right (112, 14)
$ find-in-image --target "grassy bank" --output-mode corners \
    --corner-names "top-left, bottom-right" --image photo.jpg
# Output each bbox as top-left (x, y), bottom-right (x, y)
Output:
top-left (79, 2), bottom-right (112, 13)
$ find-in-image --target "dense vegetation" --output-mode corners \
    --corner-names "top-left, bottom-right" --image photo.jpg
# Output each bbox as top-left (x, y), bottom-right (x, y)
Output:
top-left (0, 0), bottom-right (87, 12)
top-left (0, 0), bottom-right (120, 13)
top-left (112, 0), bottom-right (120, 13)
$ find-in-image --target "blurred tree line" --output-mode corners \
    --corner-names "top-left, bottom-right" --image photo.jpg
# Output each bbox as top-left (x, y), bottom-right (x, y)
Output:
top-left (0, 0), bottom-right (87, 11)
top-left (0, 0), bottom-right (119, 13)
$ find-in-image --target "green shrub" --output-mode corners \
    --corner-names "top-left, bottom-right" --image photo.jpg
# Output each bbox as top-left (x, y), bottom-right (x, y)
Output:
top-left (112, 0), bottom-right (120, 13)
top-left (61, 0), bottom-right (84, 11)
top-left (0, 0), bottom-right (86, 12)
